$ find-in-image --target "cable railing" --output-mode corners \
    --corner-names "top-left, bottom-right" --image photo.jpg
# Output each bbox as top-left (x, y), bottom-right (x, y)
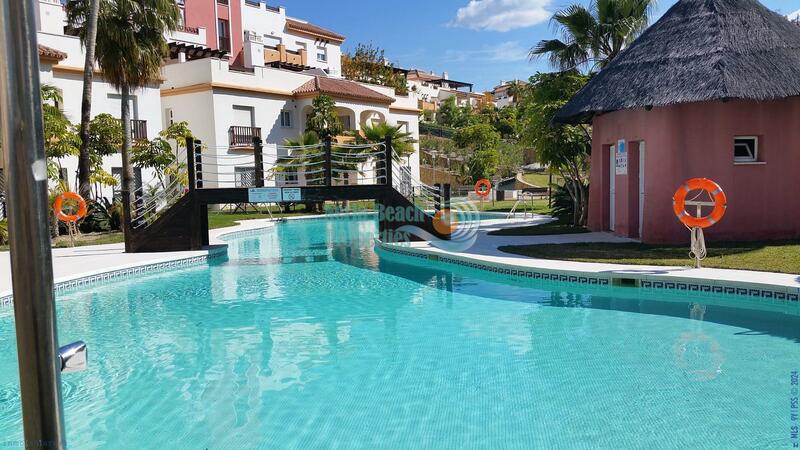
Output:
top-left (190, 139), bottom-right (390, 189)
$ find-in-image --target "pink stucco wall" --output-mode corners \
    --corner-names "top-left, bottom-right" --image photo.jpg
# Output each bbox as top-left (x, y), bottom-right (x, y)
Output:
top-left (184, 0), bottom-right (243, 63)
top-left (589, 97), bottom-right (800, 244)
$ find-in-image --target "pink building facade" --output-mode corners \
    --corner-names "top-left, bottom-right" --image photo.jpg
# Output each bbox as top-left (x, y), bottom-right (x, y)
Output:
top-left (180, 0), bottom-right (244, 63)
top-left (589, 97), bottom-right (800, 244)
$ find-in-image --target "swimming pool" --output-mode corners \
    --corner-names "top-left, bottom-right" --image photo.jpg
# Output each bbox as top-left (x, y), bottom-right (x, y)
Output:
top-left (0, 217), bottom-right (798, 448)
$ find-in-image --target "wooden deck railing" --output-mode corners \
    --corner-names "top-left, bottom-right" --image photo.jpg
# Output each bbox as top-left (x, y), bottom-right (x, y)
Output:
top-left (228, 126), bottom-right (261, 148)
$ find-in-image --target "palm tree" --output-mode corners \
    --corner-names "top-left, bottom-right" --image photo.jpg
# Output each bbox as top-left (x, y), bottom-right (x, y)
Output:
top-left (360, 122), bottom-right (417, 158)
top-left (65, 0), bottom-right (101, 200)
top-left (89, 0), bottom-right (180, 250)
top-left (531, 0), bottom-right (653, 72)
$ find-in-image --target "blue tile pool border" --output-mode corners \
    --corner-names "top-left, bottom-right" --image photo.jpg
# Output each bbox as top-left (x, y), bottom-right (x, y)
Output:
top-left (377, 243), bottom-right (800, 303)
top-left (0, 246), bottom-right (227, 309)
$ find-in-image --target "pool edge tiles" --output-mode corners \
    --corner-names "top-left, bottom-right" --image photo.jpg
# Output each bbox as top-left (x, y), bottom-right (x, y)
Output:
top-left (0, 245), bottom-right (227, 309)
top-left (376, 241), bottom-right (800, 306)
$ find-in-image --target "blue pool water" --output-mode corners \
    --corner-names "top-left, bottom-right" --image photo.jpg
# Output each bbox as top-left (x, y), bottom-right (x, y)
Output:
top-left (0, 217), bottom-right (799, 449)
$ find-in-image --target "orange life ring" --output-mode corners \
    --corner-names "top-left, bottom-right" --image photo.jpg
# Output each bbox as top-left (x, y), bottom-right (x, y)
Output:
top-left (53, 192), bottom-right (88, 223)
top-left (672, 178), bottom-right (726, 229)
top-left (474, 179), bottom-right (491, 197)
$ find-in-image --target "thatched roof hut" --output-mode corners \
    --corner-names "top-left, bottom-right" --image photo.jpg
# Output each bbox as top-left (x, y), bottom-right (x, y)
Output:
top-left (555, 0), bottom-right (800, 124)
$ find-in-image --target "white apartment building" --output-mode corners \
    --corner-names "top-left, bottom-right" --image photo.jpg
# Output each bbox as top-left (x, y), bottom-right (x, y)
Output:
top-left (161, 57), bottom-right (421, 188)
top-left (491, 80), bottom-right (525, 109)
top-left (34, 0), bottom-right (161, 200)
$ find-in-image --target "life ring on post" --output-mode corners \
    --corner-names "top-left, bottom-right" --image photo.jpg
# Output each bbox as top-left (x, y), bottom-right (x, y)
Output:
top-left (53, 192), bottom-right (88, 223)
top-left (672, 178), bottom-right (727, 229)
top-left (474, 179), bottom-right (492, 198)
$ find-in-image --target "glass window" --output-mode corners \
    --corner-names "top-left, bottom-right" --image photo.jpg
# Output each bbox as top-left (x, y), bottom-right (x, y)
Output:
top-left (316, 47), bottom-right (327, 62)
top-left (280, 110), bottom-right (292, 128)
top-left (734, 136), bottom-right (758, 162)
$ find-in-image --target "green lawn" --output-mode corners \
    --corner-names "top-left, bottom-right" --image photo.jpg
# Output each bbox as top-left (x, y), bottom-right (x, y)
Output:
top-left (522, 172), bottom-right (561, 188)
top-left (498, 240), bottom-right (800, 274)
top-left (479, 198), bottom-right (551, 214)
top-left (488, 217), bottom-right (588, 236)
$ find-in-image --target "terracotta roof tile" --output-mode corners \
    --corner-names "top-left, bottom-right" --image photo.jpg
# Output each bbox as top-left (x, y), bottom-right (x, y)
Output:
top-left (38, 44), bottom-right (67, 61)
top-left (286, 18), bottom-right (344, 43)
top-left (293, 76), bottom-right (394, 104)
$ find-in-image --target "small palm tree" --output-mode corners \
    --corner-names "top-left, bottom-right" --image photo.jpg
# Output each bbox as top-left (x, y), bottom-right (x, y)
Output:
top-left (89, 0), bottom-right (180, 249)
top-left (531, 0), bottom-right (653, 72)
top-left (273, 131), bottom-right (324, 185)
top-left (359, 122), bottom-right (417, 158)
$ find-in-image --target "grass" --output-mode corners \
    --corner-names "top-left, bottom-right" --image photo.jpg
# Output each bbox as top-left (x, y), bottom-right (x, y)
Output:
top-left (522, 172), bottom-right (562, 188)
top-left (478, 198), bottom-right (551, 214)
top-left (488, 217), bottom-right (588, 236)
top-left (498, 240), bottom-right (800, 274)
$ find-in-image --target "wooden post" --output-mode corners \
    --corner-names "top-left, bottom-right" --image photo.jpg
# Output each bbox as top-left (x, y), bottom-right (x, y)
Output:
top-left (253, 136), bottom-right (264, 188)
top-left (384, 135), bottom-right (393, 187)
top-left (434, 183), bottom-right (442, 211)
top-left (443, 183), bottom-right (451, 210)
top-left (324, 136), bottom-right (332, 187)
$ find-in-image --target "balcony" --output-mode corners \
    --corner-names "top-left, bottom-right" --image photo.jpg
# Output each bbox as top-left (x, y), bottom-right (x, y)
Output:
top-left (244, 0), bottom-right (260, 6)
top-left (178, 25), bottom-right (199, 34)
top-left (229, 126), bottom-right (261, 149)
top-left (131, 120), bottom-right (148, 141)
top-left (218, 37), bottom-right (231, 53)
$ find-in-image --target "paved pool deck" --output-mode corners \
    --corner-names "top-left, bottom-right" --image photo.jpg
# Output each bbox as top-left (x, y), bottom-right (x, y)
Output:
top-left (384, 213), bottom-right (800, 295)
top-left (0, 213), bottom-right (798, 300)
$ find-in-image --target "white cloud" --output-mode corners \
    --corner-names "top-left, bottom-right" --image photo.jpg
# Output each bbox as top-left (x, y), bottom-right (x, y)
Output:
top-left (452, 0), bottom-right (552, 32)
top-left (444, 41), bottom-right (530, 62)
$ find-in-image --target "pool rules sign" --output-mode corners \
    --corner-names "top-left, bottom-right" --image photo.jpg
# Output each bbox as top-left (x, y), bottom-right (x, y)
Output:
top-left (615, 139), bottom-right (628, 175)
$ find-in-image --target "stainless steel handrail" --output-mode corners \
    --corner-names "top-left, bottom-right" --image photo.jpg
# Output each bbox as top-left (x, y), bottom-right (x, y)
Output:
top-left (0, 1), bottom-right (66, 447)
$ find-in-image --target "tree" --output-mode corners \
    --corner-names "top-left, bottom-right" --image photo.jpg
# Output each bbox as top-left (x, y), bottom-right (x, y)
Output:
top-left (131, 121), bottom-right (193, 191)
top-left (306, 95), bottom-right (343, 138)
top-left (530, 0), bottom-right (653, 72)
top-left (65, 0), bottom-right (101, 199)
top-left (517, 71), bottom-right (591, 226)
top-left (453, 124), bottom-right (501, 181)
top-left (342, 43), bottom-right (408, 95)
top-left (495, 141), bottom-right (524, 179)
top-left (436, 96), bottom-right (464, 128)
top-left (41, 86), bottom-right (79, 178)
top-left (85, 0), bottom-right (180, 250)
top-left (360, 122), bottom-right (416, 158)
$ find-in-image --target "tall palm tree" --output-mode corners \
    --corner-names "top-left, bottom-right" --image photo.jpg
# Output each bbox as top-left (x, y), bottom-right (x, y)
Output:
top-left (531, 0), bottom-right (653, 72)
top-left (90, 0), bottom-right (179, 250)
top-left (65, 0), bottom-right (101, 200)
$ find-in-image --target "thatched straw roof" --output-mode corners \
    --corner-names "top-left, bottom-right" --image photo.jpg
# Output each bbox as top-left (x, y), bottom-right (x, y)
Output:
top-left (555, 0), bottom-right (800, 124)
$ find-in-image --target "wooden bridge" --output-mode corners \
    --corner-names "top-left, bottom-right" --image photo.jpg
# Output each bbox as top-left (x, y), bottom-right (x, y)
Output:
top-left (121, 136), bottom-right (452, 253)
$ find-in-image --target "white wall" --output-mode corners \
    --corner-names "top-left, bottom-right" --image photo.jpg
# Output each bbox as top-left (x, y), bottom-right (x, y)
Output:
top-left (238, 1), bottom-right (343, 77)
top-left (37, 32), bottom-right (163, 200)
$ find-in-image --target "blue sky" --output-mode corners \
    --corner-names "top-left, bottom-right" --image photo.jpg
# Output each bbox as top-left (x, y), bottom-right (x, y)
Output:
top-left (285, 0), bottom-right (800, 92)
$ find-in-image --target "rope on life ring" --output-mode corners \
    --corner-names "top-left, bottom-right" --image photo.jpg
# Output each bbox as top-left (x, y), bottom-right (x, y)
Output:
top-left (53, 192), bottom-right (88, 223)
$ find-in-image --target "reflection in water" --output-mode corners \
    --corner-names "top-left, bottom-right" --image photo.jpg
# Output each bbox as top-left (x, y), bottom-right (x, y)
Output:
top-left (0, 217), bottom-right (797, 448)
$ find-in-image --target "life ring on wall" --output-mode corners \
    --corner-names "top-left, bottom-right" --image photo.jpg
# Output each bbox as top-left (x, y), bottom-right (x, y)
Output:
top-left (474, 179), bottom-right (491, 197)
top-left (672, 178), bottom-right (726, 229)
top-left (53, 192), bottom-right (88, 223)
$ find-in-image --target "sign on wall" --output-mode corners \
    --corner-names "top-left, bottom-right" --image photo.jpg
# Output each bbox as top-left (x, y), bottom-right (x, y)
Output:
top-left (282, 188), bottom-right (302, 202)
top-left (248, 187), bottom-right (282, 203)
top-left (615, 139), bottom-right (628, 175)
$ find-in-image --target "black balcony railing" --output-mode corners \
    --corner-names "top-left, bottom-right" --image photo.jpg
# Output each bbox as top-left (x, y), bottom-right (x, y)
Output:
top-left (178, 24), bottom-right (199, 34)
top-left (229, 126), bottom-right (261, 148)
top-left (131, 120), bottom-right (148, 141)
top-left (244, 0), bottom-right (260, 6)
top-left (218, 37), bottom-right (230, 53)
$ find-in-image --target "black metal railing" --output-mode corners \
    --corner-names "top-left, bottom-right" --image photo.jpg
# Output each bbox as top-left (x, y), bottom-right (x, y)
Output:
top-left (244, 0), bottom-right (260, 6)
top-left (131, 120), bottom-right (148, 141)
top-left (178, 24), bottom-right (199, 34)
top-left (228, 126), bottom-right (261, 148)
